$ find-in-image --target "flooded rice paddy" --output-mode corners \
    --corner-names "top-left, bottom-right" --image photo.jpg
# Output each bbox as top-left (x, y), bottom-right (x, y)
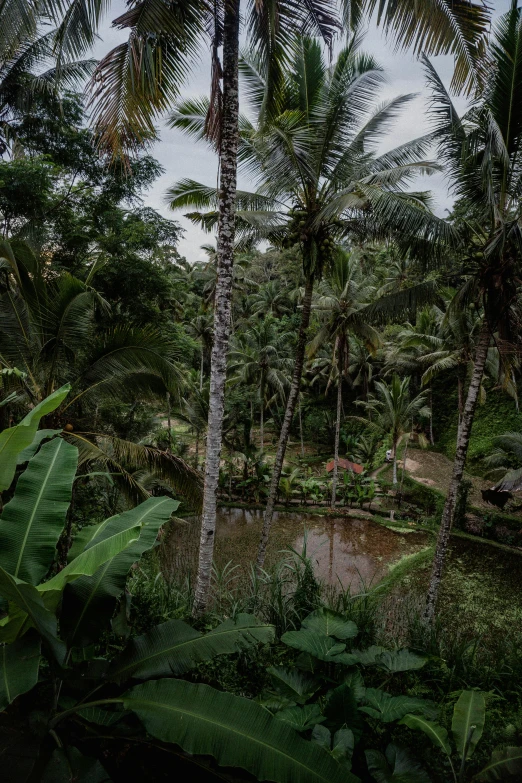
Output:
top-left (165, 508), bottom-right (429, 590)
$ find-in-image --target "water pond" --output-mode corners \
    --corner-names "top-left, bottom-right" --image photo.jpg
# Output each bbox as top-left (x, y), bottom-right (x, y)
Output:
top-left (166, 507), bottom-right (429, 590)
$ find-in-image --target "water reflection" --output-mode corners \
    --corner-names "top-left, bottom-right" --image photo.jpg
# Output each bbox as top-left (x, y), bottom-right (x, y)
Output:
top-left (211, 508), bottom-right (428, 590)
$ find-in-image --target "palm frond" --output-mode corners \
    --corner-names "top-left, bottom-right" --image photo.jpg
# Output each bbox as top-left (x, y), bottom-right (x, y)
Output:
top-left (89, 0), bottom-right (204, 157)
top-left (360, 0), bottom-right (492, 93)
top-left (65, 431), bottom-right (203, 509)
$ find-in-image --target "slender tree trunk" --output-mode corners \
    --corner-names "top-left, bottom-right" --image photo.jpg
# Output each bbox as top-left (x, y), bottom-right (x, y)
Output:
top-left (298, 394), bottom-right (305, 458)
top-left (457, 373), bottom-right (464, 435)
top-left (192, 0), bottom-right (240, 617)
top-left (392, 452), bottom-right (398, 485)
top-left (256, 275), bottom-right (315, 570)
top-left (398, 433), bottom-right (410, 508)
top-left (424, 322), bottom-right (490, 624)
top-left (166, 391), bottom-right (171, 450)
top-left (331, 343), bottom-right (343, 508)
top-left (200, 348), bottom-right (204, 392)
top-left (260, 402), bottom-right (264, 453)
top-left (429, 387), bottom-right (434, 446)
top-left (194, 430), bottom-right (199, 469)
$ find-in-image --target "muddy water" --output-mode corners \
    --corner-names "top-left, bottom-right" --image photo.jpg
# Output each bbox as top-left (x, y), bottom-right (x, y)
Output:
top-left (166, 508), bottom-right (429, 590)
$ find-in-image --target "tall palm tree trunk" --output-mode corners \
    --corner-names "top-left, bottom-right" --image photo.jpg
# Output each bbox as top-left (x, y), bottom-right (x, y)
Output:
top-left (260, 400), bottom-right (264, 453)
top-left (457, 371), bottom-right (465, 435)
top-left (298, 394), bottom-right (305, 458)
top-left (200, 348), bottom-right (204, 392)
top-left (429, 387), bottom-right (434, 445)
top-left (392, 444), bottom-right (398, 485)
top-left (166, 391), bottom-right (171, 450)
top-left (192, 0), bottom-right (240, 617)
top-left (331, 342), bottom-right (344, 508)
top-left (194, 430), bottom-right (199, 469)
top-left (256, 275), bottom-right (314, 570)
top-left (424, 321), bottom-right (490, 623)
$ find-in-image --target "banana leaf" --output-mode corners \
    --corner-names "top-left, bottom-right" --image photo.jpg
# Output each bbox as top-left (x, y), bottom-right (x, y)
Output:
top-left (122, 679), bottom-right (357, 783)
top-left (110, 613), bottom-right (274, 683)
top-left (0, 438), bottom-right (78, 584)
top-left (399, 714), bottom-right (452, 756)
top-left (0, 634), bottom-right (40, 711)
top-left (0, 385), bottom-right (70, 491)
top-left (0, 568), bottom-right (65, 663)
top-left (61, 497), bottom-right (178, 647)
top-left (452, 690), bottom-right (485, 761)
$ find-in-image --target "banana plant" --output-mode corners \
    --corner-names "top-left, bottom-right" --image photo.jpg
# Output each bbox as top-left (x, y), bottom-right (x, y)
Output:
top-left (0, 395), bottom-right (354, 783)
top-left (401, 690), bottom-right (522, 782)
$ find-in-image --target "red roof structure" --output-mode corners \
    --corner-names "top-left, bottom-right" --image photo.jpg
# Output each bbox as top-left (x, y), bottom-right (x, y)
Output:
top-left (325, 458), bottom-right (363, 474)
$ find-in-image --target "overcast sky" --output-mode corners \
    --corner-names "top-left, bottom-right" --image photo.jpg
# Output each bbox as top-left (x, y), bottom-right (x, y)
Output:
top-left (92, 1), bottom-right (511, 262)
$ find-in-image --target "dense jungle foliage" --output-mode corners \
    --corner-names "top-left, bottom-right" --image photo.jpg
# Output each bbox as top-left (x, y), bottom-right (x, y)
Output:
top-left (2, 1), bottom-right (522, 782)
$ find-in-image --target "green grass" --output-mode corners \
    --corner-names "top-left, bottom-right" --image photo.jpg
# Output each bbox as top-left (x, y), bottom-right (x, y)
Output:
top-left (435, 383), bottom-right (522, 473)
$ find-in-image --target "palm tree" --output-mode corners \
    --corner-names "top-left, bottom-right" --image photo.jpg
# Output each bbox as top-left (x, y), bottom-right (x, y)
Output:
top-left (484, 432), bottom-right (522, 492)
top-left (0, 239), bottom-right (201, 505)
top-left (349, 336), bottom-right (378, 401)
top-left (176, 382), bottom-right (210, 469)
top-left (423, 2), bottom-right (522, 622)
top-left (308, 251), bottom-right (380, 506)
top-left (249, 280), bottom-right (292, 318)
top-left (187, 312), bottom-right (213, 391)
top-left (169, 37), bottom-right (450, 572)
top-left (390, 305), bottom-right (473, 440)
top-left (0, 13), bottom-right (94, 155)
top-left (72, 0), bottom-right (491, 614)
top-left (357, 374), bottom-right (430, 484)
top-left (87, 0), bottom-right (339, 621)
top-left (229, 317), bottom-right (292, 452)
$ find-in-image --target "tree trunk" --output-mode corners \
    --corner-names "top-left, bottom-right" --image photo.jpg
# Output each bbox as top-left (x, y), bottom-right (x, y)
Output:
top-left (392, 452), bottom-right (398, 485)
top-left (200, 348), bottom-right (204, 392)
top-left (424, 321), bottom-right (490, 623)
top-left (429, 387), bottom-right (434, 445)
top-left (331, 343), bottom-right (344, 508)
top-left (398, 433), bottom-right (410, 508)
top-left (166, 391), bottom-right (171, 450)
top-left (259, 376), bottom-right (265, 453)
top-left (194, 430), bottom-right (199, 469)
top-left (256, 275), bottom-right (315, 571)
top-left (298, 394), bottom-right (305, 458)
top-left (457, 372), bottom-right (465, 435)
top-left (192, 0), bottom-right (240, 617)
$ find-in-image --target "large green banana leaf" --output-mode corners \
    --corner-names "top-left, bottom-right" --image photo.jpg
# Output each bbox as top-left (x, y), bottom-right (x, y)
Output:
top-left (0, 568), bottom-right (65, 663)
top-left (110, 613), bottom-right (274, 683)
top-left (61, 497), bottom-right (177, 647)
top-left (0, 439), bottom-right (78, 585)
top-left (452, 690), bottom-right (485, 761)
top-left (0, 635), bottom-right (40, 711)
top-left (0, 605), bottom-right (32, 644)
top-left (399, 714), bottom-right (452, 756)
top-left (16, 430), bottom-right (62, 465)
top-left (0, 385), bottom-right (70, 491)
top-left (121, 679), bottom-right (357, 783)
top-left (37, 525), bottom-right (142, 597)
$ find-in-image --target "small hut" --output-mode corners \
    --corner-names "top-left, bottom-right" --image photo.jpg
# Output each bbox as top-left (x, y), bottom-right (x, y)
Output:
top-left (326, 458), bottom-right (363, 475)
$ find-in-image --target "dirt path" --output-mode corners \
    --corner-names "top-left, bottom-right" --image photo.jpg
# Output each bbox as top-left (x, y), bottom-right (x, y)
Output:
top-left (398, 450), bottom-right (494, 509)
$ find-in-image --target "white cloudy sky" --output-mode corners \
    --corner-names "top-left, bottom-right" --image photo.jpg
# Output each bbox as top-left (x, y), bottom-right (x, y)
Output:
top-left (92, 1), bottom-right (511, 261)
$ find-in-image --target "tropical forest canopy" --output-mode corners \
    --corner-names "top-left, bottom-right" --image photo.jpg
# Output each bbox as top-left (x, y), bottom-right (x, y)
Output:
top-left (1, 2), bottom-right (522, 782)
